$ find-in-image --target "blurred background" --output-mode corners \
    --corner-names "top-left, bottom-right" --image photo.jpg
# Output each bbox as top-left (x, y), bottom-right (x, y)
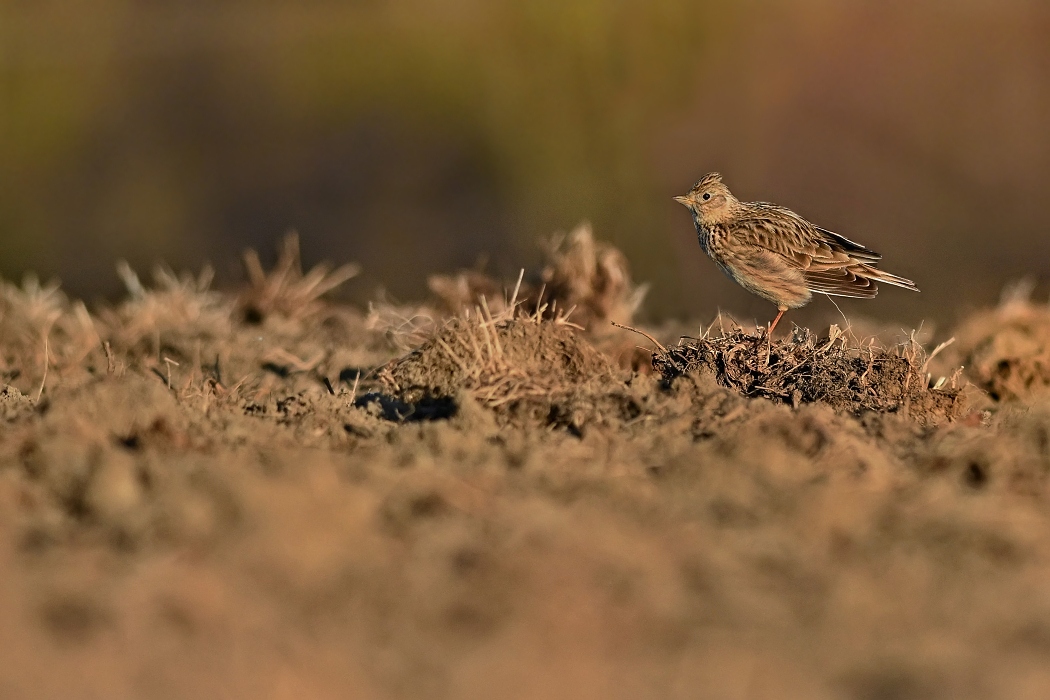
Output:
top-left (3, 0), bottom-right (1050, 328)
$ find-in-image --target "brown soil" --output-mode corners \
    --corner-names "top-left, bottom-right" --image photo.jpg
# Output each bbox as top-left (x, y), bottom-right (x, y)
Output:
top-left (3, 239), bottom-right (1050, 699)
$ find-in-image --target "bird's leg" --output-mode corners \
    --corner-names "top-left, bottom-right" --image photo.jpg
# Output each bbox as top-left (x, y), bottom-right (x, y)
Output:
top-left (765, 306), bottom-right (787, 364)
top-left (767, 307), bottom-right (787, 336)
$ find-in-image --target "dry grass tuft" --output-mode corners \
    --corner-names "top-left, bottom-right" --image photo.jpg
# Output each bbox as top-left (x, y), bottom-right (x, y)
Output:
top-left (426, 223), bottom-right (647, 332)
top-left (239, 232), bottom-right (360, 323)
top-left (1, 274), bottom-right (100, 390)
top-left (370, 225), bottom-right (649, 368)
top-left (365, 293), bottom-right (441, 353)
top-left (378, 298), bottom-right (616, 414)
top-left (538, 222), bottom-right (648, 330)
top-left (427, 269), bottom-right (507, 318)
top-left (654, 323), bottom-right (965, 423)
top-left (103, 262), bottom-right (230, 353)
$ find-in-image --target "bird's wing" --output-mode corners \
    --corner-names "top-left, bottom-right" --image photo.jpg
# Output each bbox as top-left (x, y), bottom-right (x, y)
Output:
top-left (733, 204), bottom-right (881, 267)
top-left (731, 203), bottom-right (891, 297)
top-left (813, 226), bottom-right (882, 263)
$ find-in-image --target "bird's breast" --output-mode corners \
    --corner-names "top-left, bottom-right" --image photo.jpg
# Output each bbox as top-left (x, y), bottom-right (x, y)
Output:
top-left (693, 221), bottom-right (738, 284)
top-left (693, 219), bottom-right (714, 257)
top-left (694, 220), bottom-right (726, 261)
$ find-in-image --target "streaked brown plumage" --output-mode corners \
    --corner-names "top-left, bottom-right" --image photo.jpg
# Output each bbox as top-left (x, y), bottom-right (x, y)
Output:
top-left (674, 173), bottom-right (918, 333)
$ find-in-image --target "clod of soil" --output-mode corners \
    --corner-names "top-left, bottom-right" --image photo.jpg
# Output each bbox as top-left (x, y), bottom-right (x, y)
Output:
top-left (653, 326), bottom-right (965, 424)
top-left (1, 385), bottom-right (33, 422)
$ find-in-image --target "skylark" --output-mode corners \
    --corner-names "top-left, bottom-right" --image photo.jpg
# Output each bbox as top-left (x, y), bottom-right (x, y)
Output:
top-left (675, 173), bottom-right (917, 333)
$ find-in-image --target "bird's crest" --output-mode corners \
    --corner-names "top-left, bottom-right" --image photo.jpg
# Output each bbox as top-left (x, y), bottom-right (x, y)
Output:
top-left (690, 172), bottom-right (723, 193)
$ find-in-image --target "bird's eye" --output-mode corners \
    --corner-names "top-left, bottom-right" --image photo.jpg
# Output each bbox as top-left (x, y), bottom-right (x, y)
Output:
top-left (702, 193), bottom-right (711, 201)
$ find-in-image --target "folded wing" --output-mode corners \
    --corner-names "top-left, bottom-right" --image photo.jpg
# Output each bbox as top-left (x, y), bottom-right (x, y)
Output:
top-left (733, 205), bottom-right (918, 297)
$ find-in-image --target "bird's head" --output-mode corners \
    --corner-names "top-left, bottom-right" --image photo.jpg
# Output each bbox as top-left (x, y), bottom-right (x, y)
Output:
top-left (674, 172), bottom-right (737, 225)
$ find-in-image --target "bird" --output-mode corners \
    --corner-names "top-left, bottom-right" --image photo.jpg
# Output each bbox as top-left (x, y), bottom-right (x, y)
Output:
top-left (674, 173), bottom-right (917, 334)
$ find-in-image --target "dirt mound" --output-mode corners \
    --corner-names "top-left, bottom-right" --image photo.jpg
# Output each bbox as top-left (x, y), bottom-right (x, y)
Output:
top-left (654, 325), bottom-right (965, 424)
top-left (423, 224), bottom-right (652, 370)
top-left (376, 313), bottom-right (624, 427)
top-left (940, 287), bottom-right (1050, 401)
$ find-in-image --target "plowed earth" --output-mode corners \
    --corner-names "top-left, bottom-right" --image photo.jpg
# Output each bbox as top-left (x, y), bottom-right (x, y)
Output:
top-left (2, 238), bottom-right (1049, 699)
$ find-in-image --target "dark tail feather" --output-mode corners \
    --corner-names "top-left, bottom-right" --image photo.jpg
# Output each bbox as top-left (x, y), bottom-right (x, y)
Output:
top-left (869, 268), bottom-right (919, 292)
top-left (815, 226), bottom-right (882, 263)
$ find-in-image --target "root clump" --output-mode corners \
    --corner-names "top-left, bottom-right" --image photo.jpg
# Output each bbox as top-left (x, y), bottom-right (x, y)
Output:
top-left (654, 325), bottom-right (965, 424)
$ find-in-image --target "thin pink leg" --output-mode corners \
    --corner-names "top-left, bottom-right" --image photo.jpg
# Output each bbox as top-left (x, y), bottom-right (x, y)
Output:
top-left (768, 308), bottom-right (786, 335)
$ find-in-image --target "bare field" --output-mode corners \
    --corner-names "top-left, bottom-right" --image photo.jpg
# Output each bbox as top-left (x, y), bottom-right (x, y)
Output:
top-left (3, 233), bottom-right (1050, 699)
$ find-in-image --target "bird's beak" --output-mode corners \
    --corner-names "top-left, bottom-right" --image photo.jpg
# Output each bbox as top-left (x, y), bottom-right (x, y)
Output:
top-left (673, 195), bottom-right (690, 206)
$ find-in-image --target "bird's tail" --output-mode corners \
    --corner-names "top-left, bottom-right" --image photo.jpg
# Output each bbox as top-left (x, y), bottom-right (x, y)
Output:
top-left (866, 267), bottom-right (919, 292)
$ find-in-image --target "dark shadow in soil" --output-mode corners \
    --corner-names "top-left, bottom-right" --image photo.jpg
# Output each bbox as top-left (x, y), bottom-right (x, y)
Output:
top-left (354, 392), bottom-right (458, 422)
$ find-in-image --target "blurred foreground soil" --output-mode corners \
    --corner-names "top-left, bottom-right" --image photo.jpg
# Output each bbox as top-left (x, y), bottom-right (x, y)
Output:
top-left (3, 234), bottom-right (1050, 699)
